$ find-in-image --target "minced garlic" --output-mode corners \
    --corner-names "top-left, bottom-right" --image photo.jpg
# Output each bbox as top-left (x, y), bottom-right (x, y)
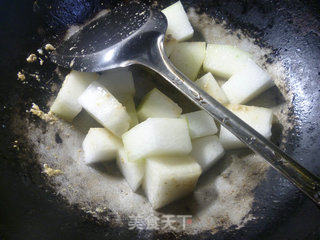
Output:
top-left (29, 103), bottom-right (57, 123)
top-left (26, 53), bottom-right (37, 63)
top-left (43, 164), bottom-right (62, 176)
top-left (45, 43), bottom-right (55, 51)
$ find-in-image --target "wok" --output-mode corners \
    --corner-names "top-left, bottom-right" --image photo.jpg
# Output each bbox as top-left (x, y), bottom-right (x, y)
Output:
top-left (0, 0), bottom-right (319, 239)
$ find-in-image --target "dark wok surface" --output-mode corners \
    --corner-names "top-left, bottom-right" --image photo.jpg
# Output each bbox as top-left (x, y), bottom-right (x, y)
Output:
top-left (0, 0), bottom-right (319, 239)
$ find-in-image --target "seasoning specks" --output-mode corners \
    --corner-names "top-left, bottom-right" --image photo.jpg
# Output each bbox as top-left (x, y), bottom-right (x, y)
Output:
top-left (26, 53), bottom-right (37, 63)
top-left (43, 164), bottom-right (62, 176)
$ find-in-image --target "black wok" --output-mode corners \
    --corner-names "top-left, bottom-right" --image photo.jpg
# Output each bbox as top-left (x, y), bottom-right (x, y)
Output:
top-left (0, 0), bottom-right (319, 239)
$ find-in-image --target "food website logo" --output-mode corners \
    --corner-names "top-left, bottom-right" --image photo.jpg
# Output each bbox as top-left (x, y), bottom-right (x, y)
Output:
top-left (127, 214), bottom-right (193, 230)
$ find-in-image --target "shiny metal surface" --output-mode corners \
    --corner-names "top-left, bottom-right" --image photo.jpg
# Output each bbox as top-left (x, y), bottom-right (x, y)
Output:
top-left (50, 2), bottom-right (320, 206)
top-left (50, 2), bottom-right (158, 72)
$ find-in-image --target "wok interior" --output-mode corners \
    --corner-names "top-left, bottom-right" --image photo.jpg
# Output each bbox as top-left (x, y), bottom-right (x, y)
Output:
top-left (10, 9), bottom-right (292, 233)
top-left (2, 0), bottom-right (319, 238)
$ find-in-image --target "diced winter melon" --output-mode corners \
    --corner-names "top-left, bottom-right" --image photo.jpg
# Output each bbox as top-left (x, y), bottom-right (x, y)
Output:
top-left (170, 42), bottom-right (206, 81)
top-left (143, 156), bottom-right (201, 209)
top-left (219, 104), bottom-right (273, 149)
top-left (222, 59), bottom-right (274, 104)
top-left (190, 135), bottom-right (224, 172)
top-left (82, 128), bottom-right (122, 164)
top-left (78, 81), bottom-right (130, 137)
top-left (203, 44), bottom-right (252, 79)
top-left (181, 110), bottom-right (218, 139)
top-left (137, 88), bottom-right (182, 122)
top-left (195, 72), bottom-right (229, 105)
top-left (161, 1), bottom-right (194, 41)
top-left (50, 71), bottom-right (98, 121)
top-left (122, 97), bottom-right (139, 128)
top-left (116, 147), bottom-right (145, 191)
top-left (97, 68), bottom-right (135, 99)
top-left (122, 118), bottom-right (192, 162)
top-left (164, 37), bottom-right (178, 57)
top-left (98, 68), bottom-right (137, 127)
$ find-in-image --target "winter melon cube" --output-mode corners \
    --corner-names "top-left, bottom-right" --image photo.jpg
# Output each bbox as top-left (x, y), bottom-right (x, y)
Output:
top-left (50, 71), bottom-right (98, 121)
top-left (97, 68), bottom-right (135, 98)
top-left (117, 147), bottom-right (145, 191)
top-left (219, 104), bottom-right (273, 149)
top-left (164, 37), bottom-right (178, 57)
top-left (137, 88), bottom-right (182, 122)
top-left (122, 118), bottom-right (192, 162)
top-left (82, 128), bottom-right (122, 164)
top-left (181, 110), bottom-right (218, 139)
top-left (222, 59), bottom-right (274, 104)
top-left (195, 72), bottom-right (229, 105)
top-left (144, 156), bottom-right (201, 209)
top-left (122, 97), bottom-right (139, 128)
top-left (161, 1), bottom-right (194, 41)
top-left (190, 135), bottom-right (225, 172)
top-left (170, 42), bottom-right (206, 81)
top-left (203, 44), bottom-right (251, 79)
top-left (78, 81), bottom-right (130, 137)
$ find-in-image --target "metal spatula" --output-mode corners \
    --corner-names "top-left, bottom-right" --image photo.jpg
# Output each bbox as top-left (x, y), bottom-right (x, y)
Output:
top-left (50, 2), bottom-right (320, 206)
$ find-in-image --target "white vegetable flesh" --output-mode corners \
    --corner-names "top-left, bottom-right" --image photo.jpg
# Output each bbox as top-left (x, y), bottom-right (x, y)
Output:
top-left (117, 147), bottom-right (145, 191)
top-left (161, 1), bottom-right (194, 41)
top-left (191, 135), bottom-right (225, 172)
top-left (144, 156), bottom-right (201, 209)
top-left (219, 104), bottom-right (273, 149)
top-left (78, 81), bottom-right (130, 137)
top-left (181, 110), bottom-right (218, 139)
top-left (50, 71), bottom-right (98, 121)
top-left (195, 72), bottom-right (229, 105)
top-left (122, 118), bottom-right (192, 162)
top-left (82, 128), bottom-right (122, 164)
top-left (203, 44), bottom-right (252, 79)
top-left (137, 88), bottom-right (182, 122)
top-left (170, 42), bottom-right (206, 81)
top-left (222, 59), bottom-right (274, 104)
